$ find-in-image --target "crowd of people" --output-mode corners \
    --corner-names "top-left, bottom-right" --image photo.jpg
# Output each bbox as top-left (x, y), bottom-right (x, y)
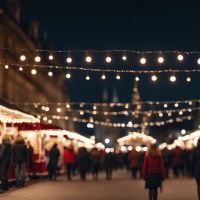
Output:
top-left (1, 133), bottom-right (200, 200)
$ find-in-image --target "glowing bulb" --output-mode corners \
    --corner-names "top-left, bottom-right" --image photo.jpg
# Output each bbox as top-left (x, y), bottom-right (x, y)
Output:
top-left (45, 107), bottom-right (50, 112)
top-left (159, 113), bottom-right (163, 117)
top-left (186, 77), bottom-right (191, 82)
top-left (66, 73), bottom-right (71, 79)
top-left (20, 55), bottom-right (26, 61)
top-left (31, 69), bottom-right (37, 75)
top-left (85, 56), bottom-right (92, 63)
top-left (135, 76), bottom-right (140, 82)
top-left (66, 104), bottom-right (70, 109)
top-left (80, 111), bottom-right (84, 115)
top-left (158, 56), bottom-right (164, 64)
top-left (43, 117), bottom-right (48, 121)
top-left (170, 75), bottom-right (176, 82)
top-left (177, 54), bottom-right (184, 61)
top-left (174, 103), bottom-right (179, 107)
top-left (164, 104), bottom-right (168, 108)
top-left (116, 74), bottom-right (121, 80)
top-left (48, 71), bottom-right (53, 76)
top-left (48, 54), bottom-right (54, 60)
top-left (101, 74), bottom-right (106, 80)
top-left (105, 138), bottom-right (110, 144)
top-left (86, 75), bottom-right (90, 80)
top-left (140, 57), bottom-right (146, 65)
top-left (179, 111), bottom-right (183, 115)
top-left (151, 75), bottom-right (158, 82)
top-left (66, 57), bottom-right (72, 63)
top-left (105, 56), bottom-right (112, 63)
top-left (48, 119), bottom-right (52, 124)
top-left (34, 56), bottom-right (41, 62)
top-left (57, 108), bottom-right (62, 113)
top-left (181, 129), bottom-right (186, 135)
top-left (19, 67), bottom-right (23, 71)
top-left (5, 65), bottom-right (9, 69)
top-left (197, 58), bottom-right (200, 65)
top-left (122, 55), bottom-right (127, 61)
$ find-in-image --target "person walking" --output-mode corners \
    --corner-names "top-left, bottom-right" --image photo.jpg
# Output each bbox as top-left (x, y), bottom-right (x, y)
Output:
top-left (0, 134), bottom-right (12, 192)
top-left (104, 152), bottom-right (115, 180)
top-left (191, 139), bottom-right (200, 200)
top-left (63, 146), bottom-right (76, 181)
top-left (13, 135), bottom-right (27, 187)
top-left (128, 148), bottom-right (141, 178)
top-left (26, 141), bottom-right (34, 179)
top-left (90, 148), bottom-right (101, 180)
top-left (173, 146), bottom-right (184, 177)
top-left (48, 143), bottom-right (60, 180)
top-left (143, 144), bottom-right (165, 200)
top-left (77, 147), bottom-right (90, 181)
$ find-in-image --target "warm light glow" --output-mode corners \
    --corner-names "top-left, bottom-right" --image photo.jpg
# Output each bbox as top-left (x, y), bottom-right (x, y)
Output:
top-left (80, 111), bottom-right (84, 116)
top-left (186, 77), bottom-right (191, 82)
top-left (174, 103), bottom-right (179, 107)
top-left (177, 54), bottom-right (184, 61)
top-left (116, 74), bottom-right (121, 80)
top-left (43, 117), bottom-right (48, 121)
top-left (159, 113), bottom-right (163, 117)
top-left (34, 56), bottom-right (41, 62)
top-left (158, 56), bottom-right (164, 64)
top-left (66, 57), bottom-right (72, 63)
top-left (181, 129), bottom-right (186, 135)
top-left (48, 55), bottom-right (54, 60)
top-left (66, 73), bottom-right (71, 79)
top-left (66, 104), bottom-right (70, 109)
top-left (179, 111), bottom-right (183, 115)
top-left (164, 104), bottom-right (168, 108)
top-left (87, 123), bottom-right (94, 128)
top-left (101, 74), bottom-right (106, 80)
top-left (140, 57), bottom-right (146, 65)
top-left (85, 56), bottom-right (92, 63)
top-left (48, 71), bottom-right (53, 76)
top-left (48, 119), bottom-right (52, 124)
top-left (45, 107), bottom-right (50, 112)
top-left (57, 108), bottom-right (62, 113)
top-left (105, 56), bottom-right (112, 63)
top-left (5, 65), bottom-right (9, 69)
top-left (105, 138), bottom-right (110, 144)
top-left (19, 67), bottom-right (23, 71)
top-left (170, 75), bottom-right (176, 82)
top-left (135, 76), bottom-right (140, 81)
top-left (31, 69), bottom-right (37, 75)
top-left (151, 75), bottom-right (158, 82)
top-left (20, 55), bottom-right (26, 61)
top-left (197, 58), bottom-right (200, 65)
top-left (122, 55), bottom-right (127, 61)
top-left (86, 75), bottom-right (90, 80)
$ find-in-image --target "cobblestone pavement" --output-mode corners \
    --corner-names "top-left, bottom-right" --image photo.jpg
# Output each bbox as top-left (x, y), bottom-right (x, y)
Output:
top-left (0, 170), bottom-right (197, 200)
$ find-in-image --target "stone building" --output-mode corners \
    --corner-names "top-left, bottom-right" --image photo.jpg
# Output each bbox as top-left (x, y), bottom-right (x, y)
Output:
top-left (0, 1), bottom-right (72, 130)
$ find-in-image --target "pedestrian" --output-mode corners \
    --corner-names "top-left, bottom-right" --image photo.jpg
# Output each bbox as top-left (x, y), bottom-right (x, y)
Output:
top-left (0, 134), bottom-right (12, 192)
top-left (90, 148), bottom-right (101, 180)
top-left (173, 146), bottom-right (184, 177)
top-left (128, 148), bottom-right (141, 178)
top-left (191, 138), bottom-right (200, 200)
top-left (142, 144), bottom-right (165, 200)
top-left (77, 147), bottom-right (90, 181)
top-left (26, 141), bottom-right (34, 179)
top-left (13, 135), bottom-right (27, 187)
top-left (63, 146), bottom-right (76, 181)
top-left (48, 143), bottom-right (60, 180)
top-left (104, 152), bottom-right (115, 180)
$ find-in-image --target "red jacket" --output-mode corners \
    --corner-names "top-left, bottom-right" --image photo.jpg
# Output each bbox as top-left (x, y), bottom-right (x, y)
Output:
top-left (63, 149), bottom-right (76, 164)
top-left (142, 154), bottom-right (165, 179)
top-left (173, 147), bottom-right (183, 165)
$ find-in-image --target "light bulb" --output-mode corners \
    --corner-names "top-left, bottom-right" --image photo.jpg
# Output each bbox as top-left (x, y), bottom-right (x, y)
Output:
top-left (116, 74), bottom-right (121, 80)
top-left (5, 65), bottom-right (9, 69)
top-left (151, 75), bottom-right (157, 82)
top-left (45, 107), bottom-right (50, 112)
top-left (19, 67), bottom-right (23, 71)
top-left (122, 55), bottom-right (127, 61)
top-left (43, 117), bottom-right (48, 121)
top-left (57, 108), bottom-right (62, 113)
top-left (86, 75), bottom-right (90, 80)
top-left (80, 111), bottom-right (84, 116)
top-left (34, 56), bottom-right (41, 63)
top-left (164, 104), bottom-right (168, 108)
top-left (177, 54), bottom-right (184, 61)
top-left (20, 55), bottom-right (26, 61)
top-left (66, 57), bottom-right (72, 63)
top-left (101, 74), bottom-right (106, 80)
top-left (186, 77), bottom-right (191, 82)
top-left (31, 69), bottom-right (37, 75)
top-left (105, 56), bottom-right (112, 63)
top-left (197, 58), bottom-right (200, 65)
top-left (158, 56), bottom-right (164, 64)
top-left (66, 73), bottom-right (71, 79)
top-left (85, 56), bottom-right (92, 63)
top-left (179, 111), bottom-right (183, 115)
top-left (174, 103), bottom-right (179, 107)
top-left (170, 75), bottom-right (176, 82)
top-left (48, 54), bottom-right (54, 60)
top-left (48, 119), bottom-right (52, 124)
top-left (48, 71), bottom-right (53, 77)
top-left (135, 76), bottom-right (140, 81)
top-left (140, 57), bottom-right (146, 65)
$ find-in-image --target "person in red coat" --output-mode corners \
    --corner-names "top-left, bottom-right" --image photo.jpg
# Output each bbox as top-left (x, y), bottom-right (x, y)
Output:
top-left (143, 144), bottom-right (165, 200)
top-left (63, 146), bottom-right (76, 181)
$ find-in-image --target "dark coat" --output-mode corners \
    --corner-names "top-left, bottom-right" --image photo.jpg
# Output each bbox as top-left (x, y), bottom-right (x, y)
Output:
top-left (77, 149), bottom-right (90, 171)
top-left (191, 146), bottom-right (200, 177)
top-left (48, 146), bottom-right (60, 169)
top-left (13, 139), bottom-right (27, 163)
top-left (0, 140), bottom-right (12, 166)
top-left (104, 153), bottom-right (115, 168)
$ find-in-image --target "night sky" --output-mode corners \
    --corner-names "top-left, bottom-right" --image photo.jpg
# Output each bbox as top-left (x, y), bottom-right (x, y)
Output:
top-left (1, 0), bottom-right (200, 141)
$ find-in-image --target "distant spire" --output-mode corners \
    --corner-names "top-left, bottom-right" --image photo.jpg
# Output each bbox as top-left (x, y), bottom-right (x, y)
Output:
top-left (112, 87), bottom-right (119, 103)
top-left (102, 87), bottom-right (108, 102)
top-left (132, 80), bottom-right (141, 103)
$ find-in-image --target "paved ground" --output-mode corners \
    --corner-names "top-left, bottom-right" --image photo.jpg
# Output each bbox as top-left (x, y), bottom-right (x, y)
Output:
top-left (0, 170), bottom-right (197, 200)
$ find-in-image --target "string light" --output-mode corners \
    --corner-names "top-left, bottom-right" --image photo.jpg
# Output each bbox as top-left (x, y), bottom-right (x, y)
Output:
top-left (5, 65), bottom-right (9, 69)
top-left (48, 71), bottom-right (53, 77)
top-left (174, 103), bottom-right (179, 107)
top-left (177, 54), bottom-right (184, 61)
top-left (20, 55), bottom-right (26, 61)
top-left (48, 54), bottom-right (54, 60)
top-left (158, 56), bottom-right (164, 64)
top-left (135, 76), bottom-right (140, 82)
top-left (66, 57), bottom-right (72, 63)
top-left (85, 56), bottom-right (92, 63)
top-left (19, 67), bottom-right (23, 71)
top-left (151, 75), bottom-right (158, 82)
top-left (122, 55), bottom-right (127, 61)
top-left (164, 104), bottom-right (168, 108)
top-left (66, 104), bottom-right (70, 109)
top-left (197, 58), bottom-right (200, 65)
top-left (57, 108), bottom-right (62, 113)
top-left (34, 56), bottom-right (41, 63)
top-left (31, 69), bottom-right (37, 75)
top-left (186, 76), bottom-right (191, 82)
top-left (101, 74), bottom-right (106, 80)
top-left (140, 57), bottom-right (146, 65)
top-left (116, 74), bottom-right (121, 80)
top-left (66, 73), bottom-right (71, 79)
top-left (170, 75), bottom-right (176, 82)
top-left (105, 56), bottom-right (112, 63)
top-left (86, 75), bottom-right (90, 80)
